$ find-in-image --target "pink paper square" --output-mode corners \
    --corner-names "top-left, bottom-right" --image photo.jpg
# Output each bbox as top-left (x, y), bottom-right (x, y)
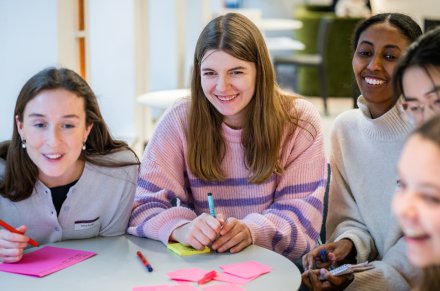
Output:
top-left (220, 261), bottom-right (271, 279)
top-left (132, 285), bottom-right (169, 291)
top-left (0, 246), bottom-right (96, 277)
top-left (203, 283), bottom-right (245, 291)
top-left (167, 268), bottom-right (211, 282)
top-left (163, 284), bottom-right (200, 290)
top-left (214, 272), bottom-right (257, 284)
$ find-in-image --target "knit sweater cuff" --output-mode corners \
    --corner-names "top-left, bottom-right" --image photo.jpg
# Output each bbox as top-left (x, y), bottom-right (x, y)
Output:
top-left (334, 232), bottom-right (373, 263)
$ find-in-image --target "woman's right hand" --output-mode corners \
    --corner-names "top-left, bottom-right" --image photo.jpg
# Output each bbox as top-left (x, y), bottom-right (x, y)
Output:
top-left (0, 225), bottom-right (29, 263)
top-left (302, 239), bottom-right (356, 271)
top-left (170, 213), bottom-right (223, 250)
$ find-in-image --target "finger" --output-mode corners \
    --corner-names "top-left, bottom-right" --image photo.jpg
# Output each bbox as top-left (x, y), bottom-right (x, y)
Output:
top-left (0, 247), bottom-right (25, 263)
top-left (216, 213), bottom-right (226, 225)
top-left (307, 269), bottom-right (323, 290)
top-left (301, 271), bottom-right (313, 289)
top-left (213, 222), bottom-right (242, 251)
top-left (219, 219), bottom-right (235, 236)
top-left (229, 237), bottom-right (252, 253)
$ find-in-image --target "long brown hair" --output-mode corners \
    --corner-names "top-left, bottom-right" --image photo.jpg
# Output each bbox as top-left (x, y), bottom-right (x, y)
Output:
top-left (188, 13), bottom-right (300, 184)
top-left (0, 67), bottom-right (139, 201)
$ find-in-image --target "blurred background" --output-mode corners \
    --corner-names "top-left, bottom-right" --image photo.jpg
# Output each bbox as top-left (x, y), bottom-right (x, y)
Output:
top-left (1, 0), bottom-right (439, 156)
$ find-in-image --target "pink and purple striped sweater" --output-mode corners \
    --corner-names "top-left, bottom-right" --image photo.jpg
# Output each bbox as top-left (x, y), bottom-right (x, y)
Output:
top-left (128, 98), bottom-right (327, 260)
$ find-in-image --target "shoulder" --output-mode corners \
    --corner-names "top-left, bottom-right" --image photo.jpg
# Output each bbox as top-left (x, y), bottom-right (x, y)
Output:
top-left (161, 98), bottom-right (190, 124)
top-left (293, 97), bottom-right (321, 122)
top-left (85, 150), bottom-right (138, 181)
top-left (333, 109), bottom-right (361, 129)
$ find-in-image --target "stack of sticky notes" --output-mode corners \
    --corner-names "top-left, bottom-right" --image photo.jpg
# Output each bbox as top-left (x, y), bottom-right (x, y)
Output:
top-left (167, 243), bottom-right (210, 256)
top-left (215, 261), bottom-right (272, 284)
top-left (133, 283), bottom-right (245, 291)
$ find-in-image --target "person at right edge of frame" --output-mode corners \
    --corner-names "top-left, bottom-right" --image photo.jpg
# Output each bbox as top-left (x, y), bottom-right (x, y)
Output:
top-left (302, 13), bottom-right (422, 290)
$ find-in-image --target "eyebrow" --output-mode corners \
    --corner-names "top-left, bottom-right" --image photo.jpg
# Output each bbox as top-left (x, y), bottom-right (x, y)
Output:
top-left (28, 113), bottom-right (80, 119)
top-left (404, 86), bottom-right (440, 100)
top-left (426, 85), bottom-right (440, 95)
top-left (358, 40), bottom-right (401, 50)
top-left (201, 66), bottom-right (248, 72)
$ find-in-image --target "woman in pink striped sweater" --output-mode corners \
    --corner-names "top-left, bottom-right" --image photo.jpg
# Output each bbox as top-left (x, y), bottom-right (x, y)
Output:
top-left (128, 13), bottom-right (327, 260)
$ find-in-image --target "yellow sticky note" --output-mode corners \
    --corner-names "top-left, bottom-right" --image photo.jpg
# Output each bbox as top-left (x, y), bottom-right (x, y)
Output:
top-left (167, 242), bottom-right (210, 256)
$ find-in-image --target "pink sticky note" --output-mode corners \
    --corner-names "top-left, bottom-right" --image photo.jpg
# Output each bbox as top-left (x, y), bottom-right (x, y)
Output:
top-left (162, 284), bottom-right (200, 290)
top-left (203, 283), bottom-right (245, 291)
top-left (167, 268), bottom-right (211, 282)
top-left (132, 285), bottom-right (169, 291)
top-left (214, 272), bottom-right (258, 284)
top-left (220, 261), bottom-right (271, 279)
top-left (0, 246), bottom-right (96, 277)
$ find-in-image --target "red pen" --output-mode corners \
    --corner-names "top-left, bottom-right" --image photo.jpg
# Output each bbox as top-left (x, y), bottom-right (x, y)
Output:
top-left (0, 219), bottom-right (39, 247)
top-left (137, 250), bottom-right (153, 272)
top-left (198, 270), bottom-right (217, 284)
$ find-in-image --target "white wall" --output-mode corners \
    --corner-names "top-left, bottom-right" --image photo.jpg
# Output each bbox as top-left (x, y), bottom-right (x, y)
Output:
top-left (0, 0), bottom-right (59, 141)
top-left (370, 0), bottom-right (440, 28)
top-left (87, 0), bottom-right (137, 143)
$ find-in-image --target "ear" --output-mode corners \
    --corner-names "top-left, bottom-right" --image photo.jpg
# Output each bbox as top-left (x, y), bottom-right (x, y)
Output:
top-left (15, 115), bottom-right (25, 138)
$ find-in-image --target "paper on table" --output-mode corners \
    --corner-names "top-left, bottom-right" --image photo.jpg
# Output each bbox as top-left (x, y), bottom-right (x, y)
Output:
top-left (133, 285), bottom-right (169, 291)
top-left (0, 246), bottom-right (96, 277)
top-left (167, 268), bottom-right (213, 282)
top-left (214, 272), bottom-right (258, 284)
top-left (220, 260), bottom-right (271, 279)
top-left (203, 283), bottom-right (246, 291)
top-left (167, 243), bottom-right (210, 256)
top-left (133, 284), bottom-right (199, 291)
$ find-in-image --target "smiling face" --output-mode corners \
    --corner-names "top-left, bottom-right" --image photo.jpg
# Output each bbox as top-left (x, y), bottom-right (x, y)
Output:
top-left (200, 50), bottom-right (257, 128)
top-left (402, 65), bottom-right (440, 125)
top-left (393, 134), bottom-right (440, 267)
top-left (16, 88), bottom-right (92, 187)
top-left (352, 22), bottom-right (410, 117)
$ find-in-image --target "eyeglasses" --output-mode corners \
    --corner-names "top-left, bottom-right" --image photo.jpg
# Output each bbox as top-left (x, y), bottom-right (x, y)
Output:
top-left (401, 97), bottom-right (440, 123)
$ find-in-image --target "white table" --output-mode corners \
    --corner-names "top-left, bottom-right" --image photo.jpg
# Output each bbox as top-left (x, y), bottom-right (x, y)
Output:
top-left (265, 37), bottom-right (305, 51)
top-left (260, 18), bottom-right (302, 31)
top-left (1, 235), bottom-right (302, 291)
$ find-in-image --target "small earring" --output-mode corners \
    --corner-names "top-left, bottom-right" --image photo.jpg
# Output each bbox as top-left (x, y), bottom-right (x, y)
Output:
top-left (82, 142), bottom-right (86, 151)
top-left (21, 139), bottom-right (26, 149)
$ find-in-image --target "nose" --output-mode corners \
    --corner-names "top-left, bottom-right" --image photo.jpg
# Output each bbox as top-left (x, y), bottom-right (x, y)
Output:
top-left (216, 74), bottom-right (229, 92)
top-left (423, 104), bottom-right (436, 121)
top-left (367, 54), bottom-right (383, 71)
top-left (395, 190), bottom-right (419, 222)
top-left (46, 126), bottom-right (61, 147)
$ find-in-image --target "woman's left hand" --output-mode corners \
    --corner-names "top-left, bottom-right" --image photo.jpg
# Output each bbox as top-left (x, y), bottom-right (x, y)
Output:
top-left (211, 217), bottom-right (252, 253)
top-left (302, 268), bottom-right (354, 291)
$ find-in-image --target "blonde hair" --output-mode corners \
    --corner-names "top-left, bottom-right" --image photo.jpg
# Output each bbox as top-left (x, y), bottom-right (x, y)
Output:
top-left (188, 13), bottom-right (301, 184)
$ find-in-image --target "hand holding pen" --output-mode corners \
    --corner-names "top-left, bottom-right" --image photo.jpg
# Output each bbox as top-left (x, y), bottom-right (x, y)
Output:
top-left (302, 239), bottom-right (356, 271)
top-left (0, 220), bottom-right (39, 263)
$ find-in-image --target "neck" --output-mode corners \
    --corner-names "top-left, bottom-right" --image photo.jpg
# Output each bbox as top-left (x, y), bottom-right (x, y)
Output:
top-left (368, 99), bottom-right (396, 119)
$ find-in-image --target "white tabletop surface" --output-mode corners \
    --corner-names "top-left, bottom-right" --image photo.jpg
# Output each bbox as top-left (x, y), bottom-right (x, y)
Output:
top-left (1, 235), bottom-right (302, 291)
top-left (260, 18), bottom-right (302, 31)
top-left (137, 89), bottom-right (190, 110)
top-left (265, 37), bottom-right (305, 51)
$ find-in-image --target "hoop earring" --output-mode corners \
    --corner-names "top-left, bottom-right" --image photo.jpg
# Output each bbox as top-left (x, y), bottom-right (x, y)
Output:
top-left (21, 139), bottom-right (26, 149)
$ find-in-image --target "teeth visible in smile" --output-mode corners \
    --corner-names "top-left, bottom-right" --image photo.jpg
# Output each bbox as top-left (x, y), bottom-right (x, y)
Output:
top-left (216, 94), bottom-right (237, 101)
top-left (45, 154), bottom-right (62, 159)
top-left (365, 77), bottom-right (385, 85)
top-left (403, 228), bottom-right (427, 238)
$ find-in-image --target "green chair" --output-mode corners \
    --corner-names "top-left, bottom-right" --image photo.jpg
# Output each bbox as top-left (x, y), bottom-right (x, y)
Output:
top-left (280, 5), bottom-right (363, 109)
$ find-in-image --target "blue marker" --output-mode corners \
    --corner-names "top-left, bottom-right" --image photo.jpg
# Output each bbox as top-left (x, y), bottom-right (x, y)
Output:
top-left (207, 192), bottom-right (216, 218)
top-left (320, 249), bottom-right (328, 262)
